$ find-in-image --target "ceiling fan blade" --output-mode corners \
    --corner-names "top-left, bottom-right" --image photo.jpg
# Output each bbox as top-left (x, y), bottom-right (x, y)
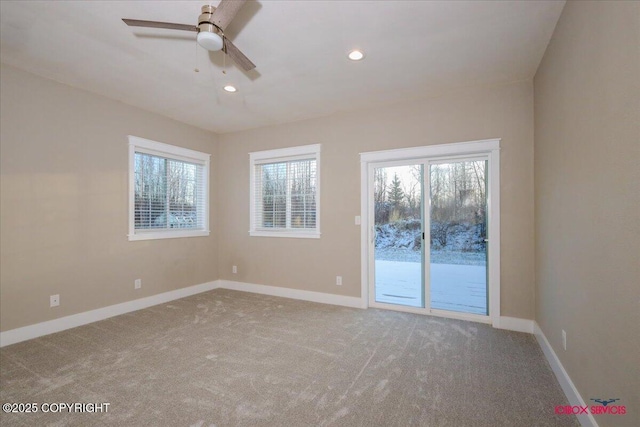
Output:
top-left (211, 0), bottom-right (247, 31)
top-left (223, 37), bottom-right (256, 71)
top-left (122, 19), bottom-right (197, 32)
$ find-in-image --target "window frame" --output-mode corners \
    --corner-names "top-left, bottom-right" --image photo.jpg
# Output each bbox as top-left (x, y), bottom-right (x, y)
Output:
top-left (249, 144), bottom-right (321, 239)
top-left (128, 135), bottom-right (210, 241)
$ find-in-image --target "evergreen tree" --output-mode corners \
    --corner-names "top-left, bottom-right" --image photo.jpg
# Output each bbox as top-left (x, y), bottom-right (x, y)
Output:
top-left (387, 173), bottom-right (405, 220)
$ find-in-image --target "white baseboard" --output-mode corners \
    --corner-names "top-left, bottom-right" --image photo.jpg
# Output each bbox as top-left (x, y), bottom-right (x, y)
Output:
top-left (495, 316), bottom-right (535, 333)
top-left (218, 280), bottom-right (366, 309)
top-left (218, 281), bottom-right (536, 336)
top-left (0, 281), bottom-right (220, 347)
top-left (0, 278), bottom-right (538, 349)
top-left (0, 280), bottom-right (365, 347)
top-left (534, 322), bottom-right (598, 427)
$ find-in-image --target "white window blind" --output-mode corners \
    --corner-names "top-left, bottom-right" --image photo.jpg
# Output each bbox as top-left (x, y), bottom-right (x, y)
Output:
top-left (128, 136), bottom-right (210, 241)
top-left (250, 144), bottom-right (320, 238)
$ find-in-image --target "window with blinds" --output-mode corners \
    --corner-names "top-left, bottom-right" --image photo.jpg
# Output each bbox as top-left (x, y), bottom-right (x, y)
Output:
top-left (128, 136), bottom-right (210, 241)
top-left (250, 144), bottom-right (321, 238)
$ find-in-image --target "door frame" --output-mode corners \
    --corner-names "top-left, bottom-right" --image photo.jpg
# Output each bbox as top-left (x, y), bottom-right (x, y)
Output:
top-left (360, 139), bottom-right (501, 326)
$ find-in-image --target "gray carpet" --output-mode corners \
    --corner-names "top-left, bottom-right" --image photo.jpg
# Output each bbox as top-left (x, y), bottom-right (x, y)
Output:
top-left (0, 289), bottom-right (578, 426)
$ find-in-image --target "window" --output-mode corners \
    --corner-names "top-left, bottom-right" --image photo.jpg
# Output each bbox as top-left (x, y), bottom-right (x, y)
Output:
top-left (128, 136), bottom-right (210, 241)
top-left (250, 144), bottom-right (320, 238)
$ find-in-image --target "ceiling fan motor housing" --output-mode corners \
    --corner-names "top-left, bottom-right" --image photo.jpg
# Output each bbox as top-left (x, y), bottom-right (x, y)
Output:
top-left (198, 5), bottom-right (222, 35)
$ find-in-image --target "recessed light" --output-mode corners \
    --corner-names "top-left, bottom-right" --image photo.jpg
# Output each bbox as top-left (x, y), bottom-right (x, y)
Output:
top-left (348, 50), bottom-right (365, 61)
top-left (223, 85), bottom-right (237, 93)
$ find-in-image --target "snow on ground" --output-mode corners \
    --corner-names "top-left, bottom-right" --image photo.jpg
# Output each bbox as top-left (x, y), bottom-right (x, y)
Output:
top-left (374, 260), bottom-right (487, 315)
top-left (375, 220), bottom-right (486, 265)
top-left (375, 247), bottom-right (486, 265)
top-left (373, 220), bottom-right (488, 315)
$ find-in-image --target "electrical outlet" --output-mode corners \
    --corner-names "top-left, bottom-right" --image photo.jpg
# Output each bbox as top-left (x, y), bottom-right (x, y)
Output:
top-left (232, 265), bottom-right (238, 274)
top-left (134, 279), bottom-right (142, 289)
top-left (562, 330), bottom-right (567, 350)
top-left (336, 276), bottom-right (342, 286)
top-left (50, 294), bottom-right (60, 307)
top-left (355, 216), bottom-right (361, 225)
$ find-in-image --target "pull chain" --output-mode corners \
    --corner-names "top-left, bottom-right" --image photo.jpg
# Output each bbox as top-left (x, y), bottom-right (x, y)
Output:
top-left (222, 38), bottom-right (227, 75)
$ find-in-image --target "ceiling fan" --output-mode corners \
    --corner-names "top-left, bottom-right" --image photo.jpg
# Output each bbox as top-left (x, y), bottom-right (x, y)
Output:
top-left (122, 0), bottom-right (256, 71)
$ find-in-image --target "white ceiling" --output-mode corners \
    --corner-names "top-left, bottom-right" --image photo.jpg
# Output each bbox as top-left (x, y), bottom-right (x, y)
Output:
top-left (0, 1), bottom-right (564, 134)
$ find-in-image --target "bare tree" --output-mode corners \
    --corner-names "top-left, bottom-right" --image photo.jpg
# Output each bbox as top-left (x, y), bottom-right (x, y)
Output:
top-left (374, 168), bottom-right (389, 223)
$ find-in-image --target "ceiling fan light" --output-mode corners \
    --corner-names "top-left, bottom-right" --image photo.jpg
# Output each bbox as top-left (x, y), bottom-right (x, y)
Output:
top-left (197, 31), bottom-right (223, 51)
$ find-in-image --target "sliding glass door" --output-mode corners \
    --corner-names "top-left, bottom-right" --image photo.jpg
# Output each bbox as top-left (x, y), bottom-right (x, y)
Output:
top-left (370, 156), bottom-right (490, 318)
top-left (428, 159), bottom-right (488, 315)
top-left (373, 164), bottom-right (424, 308)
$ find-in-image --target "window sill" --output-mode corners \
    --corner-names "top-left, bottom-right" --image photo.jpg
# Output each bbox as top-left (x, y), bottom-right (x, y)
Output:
top-left (249, 230), bottom-right (321, 239)
top-left (128, 230), bottom-right (210, 241)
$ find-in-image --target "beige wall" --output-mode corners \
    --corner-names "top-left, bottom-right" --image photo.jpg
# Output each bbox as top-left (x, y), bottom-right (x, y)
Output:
top-left (534, 1), bottom-right (640, 424)
top-left (0, 64), bottom-right (219, 331)
top-left (219, 81), bottom-right (535, 319)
